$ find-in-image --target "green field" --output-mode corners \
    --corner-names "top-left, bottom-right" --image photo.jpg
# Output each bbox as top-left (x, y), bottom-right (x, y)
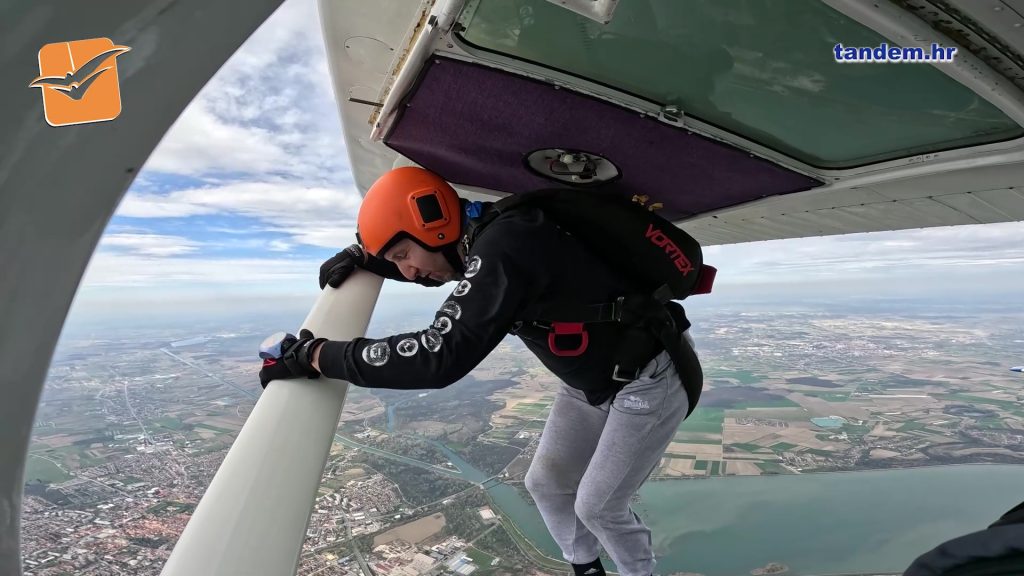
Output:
top-left (24, 456), bottom-right (71, 483)
top-left (977, 417), bottom-right (1008, 429)
top-left (693, 460), bottom-right (708, 471)
top-left (798, 391), bottom-right (851, 402)
top-left (662, 453), bottom-right (697, 459)
top-left (709, 461), bottom-right (721, 475)
top-left (939, 394), bottom-right (1018, 411)
top-left (466, 546), bottom-right (497, 568)
top-left (153, 416), bottom-right (185, 430)
top-left (193, 422), bottom-right (234, 434)
top-left (679, 408), bottom-right (724, 435)
top-left (707, 368), bottom-right (761, 385)
top-left (512, 402), bottom-right (550, 414)
top-left (727, 443), bottom-right (769, 453)
top-left (732, 396), bottom-right (801, 409)
top-left (756, 462), bottom-right (790, 474)
top-left (147, 500), bottom-right (196, 514)
top-left (482, 430), bottom-right (517, 441)
top-left (674, 436), bottom-right (722, 445)
top-left (770, 442), bottom-right (798, 452)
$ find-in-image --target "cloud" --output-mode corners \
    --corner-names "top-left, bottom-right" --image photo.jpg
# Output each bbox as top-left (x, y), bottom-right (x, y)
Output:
top-left (115, 181), bottom-right (363, 248)
top-left (268, 239), bottom-right (294, 252)
top-left (141, 0), bottom-right (349, 184)
top-left (712, 221), bottom-right (1024, 283)
top-left (143, 104), bottom-right (296, 176)
top-left (81, 251), bottom-right (319, 288)
top-left (98, 233), bottom-right (202, 257)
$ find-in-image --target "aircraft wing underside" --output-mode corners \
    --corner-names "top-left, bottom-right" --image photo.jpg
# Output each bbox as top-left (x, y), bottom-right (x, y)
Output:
top-left (322, 0), bottom-right (1024, 245)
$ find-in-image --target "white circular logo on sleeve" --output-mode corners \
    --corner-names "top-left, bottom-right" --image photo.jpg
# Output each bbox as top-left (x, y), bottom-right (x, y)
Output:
top-left (453, 280), bottom-right (472, 296)
top-left (464, 256), bottom-right (482, 278)
top-left (361, 342), bottom-right (391, 366)
top-left (396, 338), bottom-right (419, 357)
top-left (440, 301), bottom-right (462, 319)
top-left (421, 329), bottom-right (443, 352)
top-left (433, 316), bottom-right (453, 334)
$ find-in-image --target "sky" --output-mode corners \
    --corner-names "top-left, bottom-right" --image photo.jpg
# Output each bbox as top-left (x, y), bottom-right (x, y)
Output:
top-left (68, 0), bottom-right (1024, 327)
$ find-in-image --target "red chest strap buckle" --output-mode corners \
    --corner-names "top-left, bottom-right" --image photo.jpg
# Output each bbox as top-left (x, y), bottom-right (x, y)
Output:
top-left (547, 322), bottom-right (589, 357)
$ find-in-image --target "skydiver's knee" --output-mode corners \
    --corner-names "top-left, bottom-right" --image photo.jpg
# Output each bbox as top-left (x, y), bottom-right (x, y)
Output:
top-left (524, 461), bottom-right (555, 497)
top-left (525, 454), bottom-right (575, 496)
top-left (573, 492), bottom-right (603, 528)
top-left (575, 484), bottom-right (634, 530)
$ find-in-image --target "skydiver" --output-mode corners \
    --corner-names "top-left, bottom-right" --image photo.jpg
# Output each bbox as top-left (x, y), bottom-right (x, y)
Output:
top-left (259, 166), bottom-right (704, 576)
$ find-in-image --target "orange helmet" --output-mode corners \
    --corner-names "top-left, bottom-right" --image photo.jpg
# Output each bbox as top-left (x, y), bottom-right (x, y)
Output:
top-left (356, 167), bottom-right (462, 257)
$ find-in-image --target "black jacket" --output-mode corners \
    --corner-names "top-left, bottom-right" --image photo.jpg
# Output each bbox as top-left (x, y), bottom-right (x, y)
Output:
top-left (317, 206), bottom-right (689, 405)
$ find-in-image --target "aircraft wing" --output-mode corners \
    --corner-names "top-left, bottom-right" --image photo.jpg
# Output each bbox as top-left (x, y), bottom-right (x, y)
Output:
top-left (322, 0), bottom-right (1024, 245)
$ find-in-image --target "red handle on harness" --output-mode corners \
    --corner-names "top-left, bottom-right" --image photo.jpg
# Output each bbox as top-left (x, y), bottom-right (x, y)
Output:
top-left (547, 322), bottom-right (589, 357)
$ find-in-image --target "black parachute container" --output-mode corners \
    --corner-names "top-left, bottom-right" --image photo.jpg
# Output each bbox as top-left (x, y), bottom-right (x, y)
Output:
top-left (465, 187), bottom-right (713, 302)
top-left (464, 186), bottom-right (713, 418)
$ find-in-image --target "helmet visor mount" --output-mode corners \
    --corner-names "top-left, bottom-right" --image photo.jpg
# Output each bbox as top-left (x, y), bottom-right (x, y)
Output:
top-left (410, 188), bottom-right (451, 233)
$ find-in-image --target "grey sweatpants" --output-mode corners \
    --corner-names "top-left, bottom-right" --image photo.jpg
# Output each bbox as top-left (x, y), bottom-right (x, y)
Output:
top-left (524, 332), bottom-right (695, 576)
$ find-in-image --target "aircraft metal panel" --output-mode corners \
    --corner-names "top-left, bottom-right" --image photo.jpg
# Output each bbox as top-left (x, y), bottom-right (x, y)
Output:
top-left (683, 226), bottom-right (732, 246)
top-left (970, 187), bottom-right (1024, 217)
top-left (867, 163), bottom-right (1024, 199)
top-left (712, 216), bottom-right (797, 241)
top-left (320, 0), bottom-right (422, 193)
top-left (933, 190), bottom-right (1021, 224)
top-left (788, 207), bottom-right (881, 236)
top-left (718, 187), bottom-right (892, 220)
top-left (896, 197), bottom-right (978, 227)
top-left (697, 220), bottom-right (767, 244)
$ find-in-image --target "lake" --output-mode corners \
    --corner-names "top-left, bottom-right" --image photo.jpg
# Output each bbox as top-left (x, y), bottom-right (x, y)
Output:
top-left (389, 405), bottom-right (1024, 575)
top-left (486, 458), bottom-right (1023, 575)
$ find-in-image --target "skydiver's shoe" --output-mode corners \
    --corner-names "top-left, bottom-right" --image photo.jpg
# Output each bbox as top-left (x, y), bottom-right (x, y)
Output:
top-left (571, 558), bottom-right (606, 576)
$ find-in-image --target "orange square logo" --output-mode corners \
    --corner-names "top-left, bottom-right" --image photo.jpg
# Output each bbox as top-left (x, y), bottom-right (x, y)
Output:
top-left (29, 38), bottom-right (130, 127)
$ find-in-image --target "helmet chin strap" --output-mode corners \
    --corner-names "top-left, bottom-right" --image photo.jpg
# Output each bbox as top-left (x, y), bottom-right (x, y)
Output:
top-left (440, 243), bottom-right (465, 276)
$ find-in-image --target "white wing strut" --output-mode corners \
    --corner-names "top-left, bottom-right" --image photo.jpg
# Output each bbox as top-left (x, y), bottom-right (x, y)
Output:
top-left (161, 271), bottom-right (383, 576)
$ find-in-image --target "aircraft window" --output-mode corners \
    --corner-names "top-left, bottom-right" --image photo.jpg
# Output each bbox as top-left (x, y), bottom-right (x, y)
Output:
top-left (456, 0), bottom-right (1024, 168)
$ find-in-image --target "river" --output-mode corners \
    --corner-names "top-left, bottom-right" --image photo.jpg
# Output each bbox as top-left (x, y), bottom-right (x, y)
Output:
top-left (384, 405), bottom-right (1024, 575)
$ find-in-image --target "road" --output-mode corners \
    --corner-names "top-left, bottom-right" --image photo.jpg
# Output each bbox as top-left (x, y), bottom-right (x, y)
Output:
top-left (333, 434), bottom-right (469, 480)
top-left (343, 513), bottom-right (372, 576)
top-left (160, 347), bottom-right (257, 400)
top-left (122, 380), bottom-right (153, 445)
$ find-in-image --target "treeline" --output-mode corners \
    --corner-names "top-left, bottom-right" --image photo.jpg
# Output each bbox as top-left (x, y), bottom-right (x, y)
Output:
top-left (352, 454), bottom-right (472, 506)
top-left (474, 524), bottom-right (533, 573)
top-left (365, 434), bottom-right (450, 466)
top-left (439, 490), bottom-right (490, 541)
top-left (385, 378), bottom-right (517, 442)
top-left (457, 441), bottom-right (521, 476)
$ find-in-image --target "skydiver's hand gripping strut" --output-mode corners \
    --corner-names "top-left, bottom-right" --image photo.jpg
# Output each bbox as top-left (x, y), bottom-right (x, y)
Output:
top-left (258, 329), bottom-right (327, 388)
top-left (318, 243), bottom-right (445, 289)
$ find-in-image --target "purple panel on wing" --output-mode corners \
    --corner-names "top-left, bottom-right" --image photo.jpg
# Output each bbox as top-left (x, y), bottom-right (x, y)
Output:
top-left (386, 58), bottom-right (820, 220)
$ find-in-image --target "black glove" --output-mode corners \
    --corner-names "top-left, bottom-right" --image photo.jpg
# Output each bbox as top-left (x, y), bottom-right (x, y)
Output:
top-left (319, 245), bottom-right (365, 289)
top-left (319, 244), bottom-right (445, 288)
top-left (258, 329), bottom-right (327, 389)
